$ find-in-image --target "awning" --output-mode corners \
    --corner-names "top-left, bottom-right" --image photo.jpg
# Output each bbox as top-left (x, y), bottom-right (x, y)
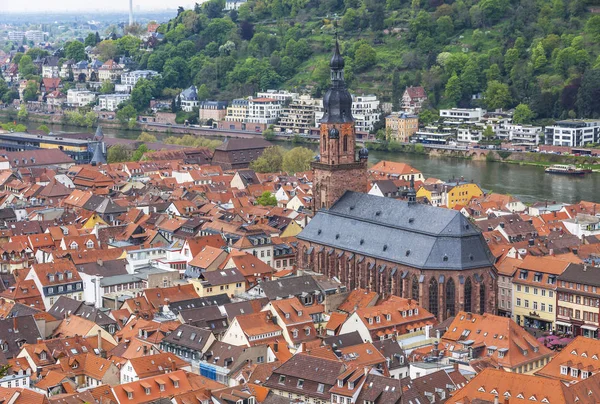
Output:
top-left (582, 325), bottom-right (598, 331)
top-left (554, 321), bottom-right (572, 327)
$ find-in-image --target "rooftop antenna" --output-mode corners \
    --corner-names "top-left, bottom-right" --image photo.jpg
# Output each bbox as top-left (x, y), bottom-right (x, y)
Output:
top-left (129, 0), bottom-right (134, 26)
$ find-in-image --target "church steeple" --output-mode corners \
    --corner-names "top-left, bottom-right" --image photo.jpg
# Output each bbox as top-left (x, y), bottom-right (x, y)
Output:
top-left (320, 36), bottom-right (353, 124)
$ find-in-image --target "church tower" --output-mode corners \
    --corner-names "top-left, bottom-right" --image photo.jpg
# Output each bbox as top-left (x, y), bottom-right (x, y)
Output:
top-left (313, 38), bottom-right (369, 211)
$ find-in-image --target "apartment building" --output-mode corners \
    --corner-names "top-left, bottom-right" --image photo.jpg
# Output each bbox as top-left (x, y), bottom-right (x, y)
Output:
top-left (66, 89), bottom-right (97, 107)
top-left (277, 95), bottom-right (318, 133)
top-left (98, 93), bottom-right (130, 111)
top-left (556, 263), bottom-right (600, 339)
top-left (440, 108), bottom-right (486, 124)
top-left (256, 90), bottom-right (298, 103)
top-left (385, 112), bottom-right (418, 142)
top-left (224, 99), bottom-right (249, 122)
top-left (496, 124), bottom-right (542, 145)
top-left (25, 30), bottom-right (45, 44)
top-left (544, 120), bottom-right (600, 147)
top-left (117, 70), bottom-right (159, 92)
top-left (199, 101), bottom-right (228, 123)
top-left (179, 85), bottom-right (199, 112)
top-left (315, 94), bottom-right (381, 132)
top-left (512, 256), bottom-right (570, 331)
top-left (246, 97), bottom-right (282, 124)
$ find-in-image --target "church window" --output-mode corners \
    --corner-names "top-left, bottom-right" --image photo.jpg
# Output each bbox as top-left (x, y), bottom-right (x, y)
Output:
top-left (429, 278), bottom-right (439, 317)
top-left (343, 135), bottom-right (348, 152)
top-left (446, 278), bottom-right (456, 317)
top-left (411, 275), bottom-right (419, 300)
top-left (322, 135), bottom-right (327, 151)
top-left (464, 277), bottom-right (472, 313)
top-left (479, 280), bottom-right (486, 314)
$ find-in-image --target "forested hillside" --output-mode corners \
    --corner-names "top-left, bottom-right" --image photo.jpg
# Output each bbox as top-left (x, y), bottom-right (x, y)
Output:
top-left (136, 0), bottom-right (600, 122)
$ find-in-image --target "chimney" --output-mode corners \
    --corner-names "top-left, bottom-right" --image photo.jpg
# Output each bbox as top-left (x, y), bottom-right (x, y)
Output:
top-left (494, 396), bottom-right (499, 404)
top-left (13, 317), bottom-right (17, 333)
top-left (98, 332), bottom-right (102, 352)
top-left (171, 360), bottom-right (176, 371)
top-left (97, 259), bottom-right (103, 267)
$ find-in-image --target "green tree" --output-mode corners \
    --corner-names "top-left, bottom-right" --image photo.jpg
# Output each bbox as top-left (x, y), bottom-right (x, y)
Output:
top-left (37, 124), bottom-right (50, 134)
top-left (256, 191), bottom-right (277, 206)
top-left (249, 146), bottom-right (284, 173)
top-left (341, 8), bottom-right (358, 31)
top-left (99, 81), bottom-right (115, 95)
top-left (116, 104), bottom-right (138, 125)
top-left (354, 43), bottom-right (377, 73)
top-left (484, 80), bottom-right (510, 110)
top-left (17, 105), bottom-right (28, 121)
top-left (18, 55), bottom-right (36, 77)
top-left (512, 104), bottom-right (534, 124)
top-left (585, 15), bottom-right (600, 41)
top-left (531, 42), bottom-right (547, 71)
top-left (419, 109), bottom-right (439, 125)
top-left (132, 144), bottom-right (149, 161)
top-left (84, 32), bottom-right (98, 47)
top-left (107, 144), bottom-right (130, 163)
top-left (262, 129), bottom-right (275, 140)
top-left (436, 16), bottom-right (454, 39)
top-left (65, 41), bottom-right (86, 61)
top-left (23, 81), bottom-right (38, 102)
top-left (130, 79), bottom-right (154, 112)
top-left (96, 40), bottom-right (118, 61)
top-left (577, 69), bottom-right (600, 118)
top-left (282, 147), bottom-right (314, 174)
top-left (483, 125), bottom-right (495, 139)
top-left (444, 72), bottom-right (462, 105)
top-left (137, 132), bottom-right (157, 142)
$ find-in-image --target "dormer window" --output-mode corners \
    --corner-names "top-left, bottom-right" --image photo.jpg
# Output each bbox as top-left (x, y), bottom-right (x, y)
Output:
top-left (48, 274), bottom-right (54, 282)
top-left (57, 273), bottom-right (63, 281)
top-left (386, 314), bottom-right (391, 321)
top-left (40, 351), bottom-right (47, 360)
top-left (349, 382), bottom-right (355, 389)
top-left (66, 271), bottom-right (72, 280)
top-left (127, 392), bottom-right (133, 399)
top-left (86, 241), bottom-right (94, 249)
top-left (376, 316), bottom-right (381, 323)
top-left (285, 313), bottom-right (290, 319)
top-left (368, 318), bottom-right (373, 325)
top-left (414, 308), bottom-right (418, 315)
top-left (571, 368), bottom-right (578, 377)
top-left (292, 330), bottom-right (298, 338)
top-left (144, 387), bottom-right (150, 395)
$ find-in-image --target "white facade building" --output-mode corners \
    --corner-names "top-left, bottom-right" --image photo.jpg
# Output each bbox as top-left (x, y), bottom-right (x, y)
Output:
top-left (8, 31), bottom-right (25, 42)
top-left (315, 94), bottom-right (381, 132)
top-left (456, 127), bottom-right (482, 143)
top-left (246, 97), bottom-right (282, 124)
top-left (98, 93), bottom-right (131, 111)
top-left (544, 120), bottom-right (600, 147)
top-left (440, 108), bottom-right (486, 124)
top-left (25, 30), bottom-right (45, 43)
top-left (256, 90), bottom-right (299, 103)
top-left (224, 0), bottom-right (248, 10)
top-left (118, 70), bottom-right (159, 93)
top-left (66, 89), bottom-right (97, 107)
top-left (496, 124), bottom-right (542, 145)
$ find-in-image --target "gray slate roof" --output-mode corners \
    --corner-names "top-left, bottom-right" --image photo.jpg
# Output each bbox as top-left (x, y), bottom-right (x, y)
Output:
top-left (298, 191), bottom-right (495, 271)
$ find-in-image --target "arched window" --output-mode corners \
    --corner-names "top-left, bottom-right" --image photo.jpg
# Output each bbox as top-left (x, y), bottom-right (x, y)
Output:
top-left (464, 277), bottom-right (472, 313)
top-left (302, 247), bottom-right (309, 267)
top-left (446, 278), bottom-right (456, 318)
top-left (411, 274), bottom-right (419, 301)
top-left (343, 135), bottom-right (348, 152)
top-left (429, 278), bottom-right (439, 317)
top-left (479, 280), bottom-right (486, 315)
top-left (322, 135), bottom-right (327, 151)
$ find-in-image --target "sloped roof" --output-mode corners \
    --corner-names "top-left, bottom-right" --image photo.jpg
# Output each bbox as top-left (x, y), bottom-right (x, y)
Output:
top-left (298, 191), bottom-right (495, 270)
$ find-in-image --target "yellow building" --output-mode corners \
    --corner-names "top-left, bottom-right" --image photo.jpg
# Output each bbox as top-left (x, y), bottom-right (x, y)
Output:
top-left (446, 182), bottom-right (484, 209)
top-left (385, 112), bottom-right (419, 142)
top-left (416, 181), bottom-right (483, 208)
top-left (512, 256), bottom-right (571, 332)
top-left (188, 268), bottom-right (246, 298)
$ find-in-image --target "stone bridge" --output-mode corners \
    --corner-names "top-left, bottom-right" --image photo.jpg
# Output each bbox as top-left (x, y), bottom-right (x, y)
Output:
top-left (427, 147), bottom-right (492, 161)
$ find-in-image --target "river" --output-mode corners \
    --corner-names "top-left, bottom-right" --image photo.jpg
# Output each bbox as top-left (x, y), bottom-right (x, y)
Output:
top-left (40, 123), bottom-right (600, 204)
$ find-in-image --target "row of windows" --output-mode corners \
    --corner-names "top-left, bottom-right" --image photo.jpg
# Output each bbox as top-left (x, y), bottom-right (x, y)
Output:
top-left (557, 306), bottom-right (600, 322)
top-left (47, 283), bottom-right (82, 294)
top-left (560, 281), bottom-right (598, 293)
top-left (557, 293), bottom-right (600, 307)
top-left (515, 285), bottom-right (554, 297)
top-left (515, 299), bottom-right (553, 312)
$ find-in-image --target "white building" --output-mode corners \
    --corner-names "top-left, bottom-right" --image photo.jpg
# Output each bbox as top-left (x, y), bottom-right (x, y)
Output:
top-left (98, 93), bottom-right (130, 111)
top-left (544, 120), bottom-right (600, 147)
top-left (8, 31), bottom-right (25, 42)
top-left (440, 108), bottom-right (486, 124)
top-left (246, 97), bottom-right (282, 125)
top-left (456, 127), bottom-right (482, 143)
top-left (25, 30), bottom-right (45, 44)
top-left (66, 89), bottom-right (97, 107)
top-left (277, 95), bottom-right (318, 133)
top-left (118, 70), bottom-right (159, 93)
top-left (496, 124), bottom-right (542, 145)
top-left (256, 90), bottom-right (299, 103)
top-left (179, 85), bottom-right (199, 112)
top-left (315, 94), bottom-right (381, 132)
top-left (224, 0), bottom-right (247, 10)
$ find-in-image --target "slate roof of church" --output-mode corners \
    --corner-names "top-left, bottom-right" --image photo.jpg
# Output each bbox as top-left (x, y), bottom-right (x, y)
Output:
top-left (298, 191), bottom-right (495, 270)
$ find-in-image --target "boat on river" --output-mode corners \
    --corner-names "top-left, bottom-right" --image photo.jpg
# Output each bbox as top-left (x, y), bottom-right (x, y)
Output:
top-left (545, 164), bottom-right (591, 176)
